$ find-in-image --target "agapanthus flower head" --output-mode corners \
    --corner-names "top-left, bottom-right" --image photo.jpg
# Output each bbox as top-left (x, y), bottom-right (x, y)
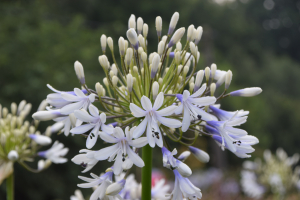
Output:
top-left (31, 11), bottom-right (262, 199)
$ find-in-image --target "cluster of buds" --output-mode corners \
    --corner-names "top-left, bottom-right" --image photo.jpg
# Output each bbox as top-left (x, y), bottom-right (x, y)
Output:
top-left (0, 100), bottom-right (68, 185)
top-left (32, 12), bottom-right (262, 200)
top-left (241, 148), bottom-right (300, 199)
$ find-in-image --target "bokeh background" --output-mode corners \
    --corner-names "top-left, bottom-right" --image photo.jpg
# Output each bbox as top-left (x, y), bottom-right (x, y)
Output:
top-left (0, 0), bottom-right (300, 199)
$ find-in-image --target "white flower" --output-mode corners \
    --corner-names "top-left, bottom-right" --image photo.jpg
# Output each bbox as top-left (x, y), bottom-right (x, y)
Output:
top-left (106, 179), bottom-right (126, 196)
top-left (209, 105), bottom-right (249, 121)
top-left (207, 115), bottom-right (259, 158)
top-left (94, 127), bottom-right (148, 175)
top-left (168, 170), bottom-right (202, 200)
top-left (38, 141), bottom-right (69, 164)
top-left (70, 189), bottom-right (85, 200)
top-left (70, 104), bottom-right (114, 149)
top-left (72, 150), bottom-right (99, 173)
top-left (7, 150), bottom-right (19, 161)
top-left (130, 92), bottom-right (181, 148)
top-left (78, 171), bottom-right (115, 200)
top-left (152, 179), bottom-right (170, 200)
top-left (175, 85), bottom-right (217, 132)
top-left (240, 170), bottom-right (265, 199)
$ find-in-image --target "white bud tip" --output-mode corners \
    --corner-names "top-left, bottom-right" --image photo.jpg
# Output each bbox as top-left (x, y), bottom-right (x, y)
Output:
top-left (230, 87), bottom-right (262, 97)
top-left (8, 150), bottom-right (19, 161)
top-left (126, 28), bottom-right (139, 50)
top-left (74, 61), bottom-right (85, 84)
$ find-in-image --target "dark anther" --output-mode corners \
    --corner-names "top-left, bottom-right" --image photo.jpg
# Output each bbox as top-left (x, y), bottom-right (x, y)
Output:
top-left (197, 115), bottom-right (202, 120)
top-left (80, 162), bottom-right (87, 168)
top-left (91, 133), bottom-right (95, 137)
top-left (90, 135), bottom-right (93, 139)
top-left (122, 158), bottom-right (125, 162)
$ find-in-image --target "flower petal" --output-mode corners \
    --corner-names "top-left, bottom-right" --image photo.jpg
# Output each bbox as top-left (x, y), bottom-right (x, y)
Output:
top-left (190, 84), bottom-right (206, 98)
top-left (152, 92), bottom-right (164, 110)
top-left (130, 103), bottom-right (146, 117)
top-left (156, 105), bottom-right (177, 116)
top-left (94, 144), bottom-right (119, 160)
top-left (156, 115), bottom-right (182, 128)
top-left (86, 133), bottom-right (98, 149)
top-left (147, 122), bottom-right (155, 148)
top-left (181, 105), bottom-right (191, 132)
top-left (74, 88), bottom-right (86, 97)
top-left (113, 152), bottom-right (123, 175)
top-left (141, 96), bottom-right (152, 111)
top-left (89, 104), bottom-right (99, 117)
top-left (174, 104), bottom-right (183, 115)
top-left (61, 101), bottom-right (84, 114)
top-left (189, 96), bottom-right (216, 106)
top-left (99, 132), bottom-right (118, 143)
top-left (133, 117), bottom-right (147, 138)
top-left (61, 93), bottom-right (79, 101)
top-left (126, 145), bottom-right (144, 167)
top-left (70, 124), bottom-right (94, 135)
top-left (101, 124), bottom-right (114, 134)
top-left (114, 127), bottom-right (125, 139)
top-left (74, 110), bottom-right (95, 122)
top-left (129, 137), bottom-right (148, 148)
top-left (182, 90), bottom-right (190, 101)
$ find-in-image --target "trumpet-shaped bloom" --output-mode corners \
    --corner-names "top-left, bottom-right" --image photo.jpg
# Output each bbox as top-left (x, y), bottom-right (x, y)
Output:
top-left (209, 105), bottom-right (249, 121)
top-left (72, 150), bottom-right (99, 173)
top-left (38, 141), bottom-right (69, 164)
top-left (168, 170), bottom-right (202, 200)
top-left (93, 127), bottom-right (148, 175)
top-left (130, 92), bottom-right (181, 148)
top-left (70, 104), bottom-right (114, 149)
top-left (78, 171), bottom-right (118, 200)
top-left (175, 85), bottom-right (217, 132)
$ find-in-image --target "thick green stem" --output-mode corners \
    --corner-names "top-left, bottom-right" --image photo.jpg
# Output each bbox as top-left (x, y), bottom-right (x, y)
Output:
top-left (141, 144), bottom-right (152, 200)
top-left (6, 172), bottom-right (14, 200)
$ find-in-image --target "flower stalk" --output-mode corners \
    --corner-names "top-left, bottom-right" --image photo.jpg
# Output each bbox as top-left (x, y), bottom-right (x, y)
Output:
top-left (6, 172), bottom-right (14, 200)
top-left (141, 144), bottom-right (153, 200)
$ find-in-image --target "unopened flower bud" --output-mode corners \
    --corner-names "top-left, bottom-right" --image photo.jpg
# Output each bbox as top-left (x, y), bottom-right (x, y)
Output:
top-left (111, 64), bottom-right (118, 75)
top-left (125, 48), bottom-right (133, 66)
top-left (138, 34), bottom-right (146, 49)
top-left (183, 65), bottom-right (189, 75)
top-left (127, 74), bottom-right (134, 92)
top-left (187, 25), bottom-right (195, 42)
top-left (175, 52), bottom-right (181, 65)
top-left (177, 161), bottom-right (192, 177)
top-left (189, 146), bottom-right (210, 163)
top-left (8, 150), bottom-right (18, 161)
top-left (100, 34), bottom-right (107, 53)
top-left (143, 23), bottom-right (148, 38)
top-left (177, 151), bottom-right (191, 162)
top-left (152, 81), bottom-right (159, 100)
top-left (38, 159), bottom-right (51, 170)
top-left (156, 16), bottom-right (162, 38)
top-left (18, 100), bottom-right (26, 114)
top-left (137, 17), bottom-right (143, 34)
top-left (168, 28), bottom-right (185, 48)
top-left (151, 54), bottom-right (160, 79)
top-left (74, 61), bottom-right (85, 84)
top-left (11, 103), bottom-right (17, 115)
top-left (225, 70), bottom-right (232, 90)
top-left (32, 110), bottom-right (64, 121)
top-left (96, 82), bottom-right (104, 97)
top-left (230, 87), bottom-right (262, 97)
top-left (99, 55), bottom-right (110, 71)
top-left (106, 179), bottom-right (126, 196)
top-left (112, 76), bottom-right (118, 87)
top-left (133, 66), bottom-right (139, 75)
top-left (194, 70), bottom-right (204, 92)
top-left (141, 52), bottom-right (147, 63)
top-left (210, 83), bottom-right (216, 96)
top-left (128, 14), bottom-right (136, 29)
top-left (177, 65), bottom-right (183, 75)
top-left (176, 42), bottom-right (182, 52)
top-left (138, 47), bottom-right (144, 55)
top-left (189, 42), bottom-right (197, 56)
top-left (126, 28), bottom-right (139, 50)
top-left (211, 63), bottom-right (217, 79)
top-left (168, 12), bottom-right (179, 35)
top-left (30, 134), bottom-right (52, 145)
top-left (103, 77), bottom-right (109, 87)
top-left (205, 67), bottom-right (210, 82)
top-left (124, 40), bottom-right (129, 50)
top-left (194, 26), bottom-right (203, 45)
top-left (158, 78), bottom-right (163, 85)
top-left (189, 82), bottom-right (195, 93)
top-left (107, 37), bottom-right (113, 51)
top-left (158, 41), bottom-right (165, 56)
top-left (37, 100), bottom-right (47, 111)
top-left (118, 37), bottom-right (125, 56)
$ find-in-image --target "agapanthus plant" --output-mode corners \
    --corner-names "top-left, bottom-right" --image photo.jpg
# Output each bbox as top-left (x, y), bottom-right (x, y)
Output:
top-left (0, 100), bottom-right (68, 200)
top-left (33, 12), bottom-right (262, 200)
top-left (241, 148), bottom-right (300, 199)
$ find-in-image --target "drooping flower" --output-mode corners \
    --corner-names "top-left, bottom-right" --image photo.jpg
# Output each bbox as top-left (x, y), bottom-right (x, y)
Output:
top-left (70, 104), bottom-right (114, 149)
top-left (130, 92), bottom-right (181, 148)
top-left (168, 169), bottom-right (202, 200)
top-left (93, 126), bottom-right (148, 175)
top-left (38, 141), bottom-right (69, 164)
top-left (175, 85), bottom-right (217, 132)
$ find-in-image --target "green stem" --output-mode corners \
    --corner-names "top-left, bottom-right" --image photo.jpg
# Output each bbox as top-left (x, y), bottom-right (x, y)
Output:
top-left (141, 145), bottom-right (152, 200)
top-left (6, 172), bottom-right (14, 200)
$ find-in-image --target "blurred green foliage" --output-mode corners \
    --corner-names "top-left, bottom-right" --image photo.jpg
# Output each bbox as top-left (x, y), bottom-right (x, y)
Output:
top-left (0, 0), bottom-right (300, 199)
